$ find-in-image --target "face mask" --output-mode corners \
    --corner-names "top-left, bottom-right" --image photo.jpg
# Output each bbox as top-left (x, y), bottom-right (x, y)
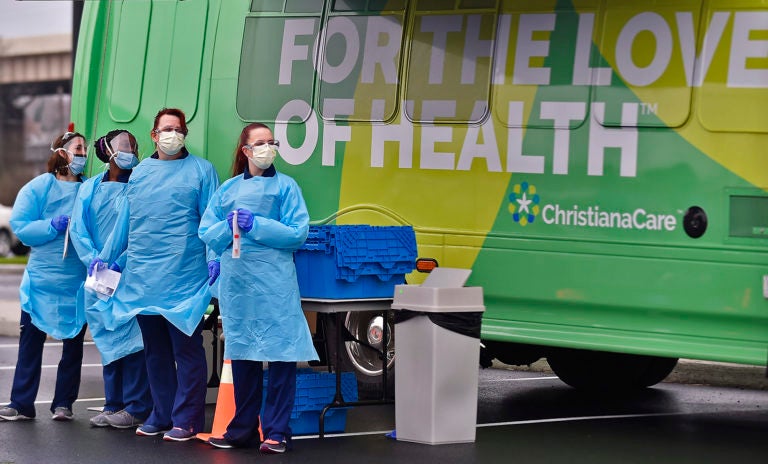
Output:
top-left (68, 155), bottom-right (86, 175)
top-left (113, 151), bottom-right (139, 170)
top-left (156, 131), bottom-right (185, 155)
top-left (247, 143), bottom-right (277, 170)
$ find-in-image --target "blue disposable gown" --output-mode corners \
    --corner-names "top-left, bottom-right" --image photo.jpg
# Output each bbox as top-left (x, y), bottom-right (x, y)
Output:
top-left (70, 174), bottom-right (144, 365)
top-left (95, 154), bottom-right (220, 336)
top-left (10, 173), bottom-right (86, 340)
top-left (199, 171), bottom-right (318, 362)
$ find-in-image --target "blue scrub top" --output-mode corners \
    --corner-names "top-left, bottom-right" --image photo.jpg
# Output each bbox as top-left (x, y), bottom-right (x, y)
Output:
top-left (10, 173), bottom-right (86, 340)
top-left (199, 168), bottom-right (317, 362)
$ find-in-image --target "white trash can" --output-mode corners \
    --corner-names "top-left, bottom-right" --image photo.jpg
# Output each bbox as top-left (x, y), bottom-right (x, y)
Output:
top-left (392, 269), bottom-right (485, 445)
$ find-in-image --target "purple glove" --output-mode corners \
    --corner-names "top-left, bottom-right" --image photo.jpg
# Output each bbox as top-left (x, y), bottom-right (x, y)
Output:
top-left (207, 260), bottom-right (220, 286)
top-left (109, 262), bottom-right (121, 272)
top-left (51, 215), bottom-right (69, 233)
top-left (226, 208), bottom-right (254, 232)
top-left (88, 258), bottom-right (106, 276)
top-left (236, 208), bottom-right (254, 232)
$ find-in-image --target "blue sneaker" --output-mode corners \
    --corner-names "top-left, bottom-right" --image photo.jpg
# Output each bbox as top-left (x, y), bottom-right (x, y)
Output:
top-left (135, 424), bottom-right (172, 436)
top-left (163, 427), bottom-right (195, 442)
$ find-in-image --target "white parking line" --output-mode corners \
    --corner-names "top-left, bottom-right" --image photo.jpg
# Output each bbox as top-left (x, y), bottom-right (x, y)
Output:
top-left (292, 411), bottom-right (692, 440)
top-left (0, 342), bottom-right (96, 349)
top-left (0, 363), bottom-right (102, 370)
top-left (481, 376), bottom-right (560, 382)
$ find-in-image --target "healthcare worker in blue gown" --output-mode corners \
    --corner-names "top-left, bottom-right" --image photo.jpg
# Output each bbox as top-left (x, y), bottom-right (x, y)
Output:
top-left (199, 122), bottom-right (318, 454)
top-left (70, 130), bottom-right (152, 429)
top-left (90, 108), bottom-right (220, 441)
top-left (0, 131), bottom-right (88, 422)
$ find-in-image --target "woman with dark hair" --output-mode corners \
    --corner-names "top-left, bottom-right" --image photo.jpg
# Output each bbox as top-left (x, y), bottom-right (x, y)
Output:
top-left (0, 131), bottom-right (88, 422)
top-left (199, 123), bottom-right (317, 454)
top-left (70, 129), bottom-right (151, 429)
top-left (89, 108), bottom-right (220, 441)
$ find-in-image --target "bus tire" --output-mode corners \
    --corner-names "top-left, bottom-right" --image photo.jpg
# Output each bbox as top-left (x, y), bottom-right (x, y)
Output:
top-left (547, 348), bottom-right (678, 391)
top-left (323, 311), bottom-right (395, 400)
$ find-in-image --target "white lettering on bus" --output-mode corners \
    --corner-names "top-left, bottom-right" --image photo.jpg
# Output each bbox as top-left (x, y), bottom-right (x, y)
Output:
top-left (371, 100), bottom-right (414, 168)
top-left (542, 204), bottom-right (678, 231)
top-left (277, 11), bottom-right (768, 90)
top-left (728, 12), bottom-right (768, 88)
top-left (615, 12), bottom-right (673, 86)
top-left (420, 100), bottom-right (457, 170)
top-left (361, 16), bottom-right (401, 84)
top-left (274, 100), bottom-right (317, 165)
top-left (279, 19), bottom-right (316, 85)
top-left (588, 103), bottom-right (638, 177)
top-left (513, 14), bottom-right (555, 85)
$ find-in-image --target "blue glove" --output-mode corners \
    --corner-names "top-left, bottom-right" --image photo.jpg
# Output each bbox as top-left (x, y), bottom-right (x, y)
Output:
top-left (109, 262), bottom-right (121, 272)
top-left (88, 258), bottom-right (106, 276)
top-left (207, 260), bottom-right (220, 286)
top-left (236, 208), bottom-right (254, 232)
top-left (51, 215), bottom-right (69, 233)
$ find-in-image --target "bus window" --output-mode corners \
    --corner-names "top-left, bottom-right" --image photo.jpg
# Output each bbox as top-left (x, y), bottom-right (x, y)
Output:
top-left (593, 0), bottom-right (699, 128)
top-left (237, 9), bottom-right (321, 122)
top-left (107, 1), bottom-right (150, 123)
top-left (405, 1), bottom-right (497, 123)
top-left (492, 2), bottom-right (593, 130)
top-left (318, 11), bottom-right (405, 122)
top-left (697, 3), bottom-right (768, 134)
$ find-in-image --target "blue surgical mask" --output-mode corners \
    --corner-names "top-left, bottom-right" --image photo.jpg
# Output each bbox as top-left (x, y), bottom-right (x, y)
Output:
top-left (68, 156), bottom-right (86, 175)
top-left (114, 151), bottom-right (139, 170)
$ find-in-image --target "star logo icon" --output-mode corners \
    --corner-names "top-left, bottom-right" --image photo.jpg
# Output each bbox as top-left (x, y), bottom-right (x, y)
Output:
top-left (516, 192), bottom-right (532, 214)
top-left (508, 182), bottom-right (540, 226)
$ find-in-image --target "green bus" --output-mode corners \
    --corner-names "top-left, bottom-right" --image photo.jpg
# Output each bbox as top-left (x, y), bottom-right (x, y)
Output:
top-left (71, 0), bottom-right (768, 394)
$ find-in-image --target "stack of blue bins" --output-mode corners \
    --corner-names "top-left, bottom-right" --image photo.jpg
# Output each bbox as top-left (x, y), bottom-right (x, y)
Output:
top-left (295, 225), bottom-right (417, 298)
top-left (264, 369), bottom-right (358, 435)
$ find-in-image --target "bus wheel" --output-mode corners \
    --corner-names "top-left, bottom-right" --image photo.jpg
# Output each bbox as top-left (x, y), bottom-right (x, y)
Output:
top-left (324, 311), bottom-right (395, 400)
top-left (547, 348), bottom-right (678, 391)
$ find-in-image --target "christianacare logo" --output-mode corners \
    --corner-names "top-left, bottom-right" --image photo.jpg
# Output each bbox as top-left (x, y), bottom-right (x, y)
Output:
top-left (508, 182), bottom-right (540, 226)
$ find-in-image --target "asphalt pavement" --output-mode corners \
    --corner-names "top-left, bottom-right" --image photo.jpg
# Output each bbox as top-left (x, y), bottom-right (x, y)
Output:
top-left (0, 263), bottom-right (765, 390)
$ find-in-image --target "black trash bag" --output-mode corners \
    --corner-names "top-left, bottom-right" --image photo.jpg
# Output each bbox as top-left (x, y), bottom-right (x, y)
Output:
top-left (394, 310), bottom-right (483, 339)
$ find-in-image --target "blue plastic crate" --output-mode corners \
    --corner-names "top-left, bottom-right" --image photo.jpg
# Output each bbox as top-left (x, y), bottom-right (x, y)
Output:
top-left (263, 369), bottom-right (358, 435)
top-left (295, 225), bottom-right (417, 298)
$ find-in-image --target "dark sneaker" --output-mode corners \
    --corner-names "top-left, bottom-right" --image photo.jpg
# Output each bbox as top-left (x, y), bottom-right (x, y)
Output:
top-left (163, 427), bottom-right (195, 442)
top-left (51, 407), bottom-right (73, 421)
top-left (207, 437), bottom-right (236, 449)
top-left (89, 410), bottom-right (116, 427)
top-left (105, 410), bottom-right (143, 429)
top-left (259, 439), bottom-right (287, 454)
top-left (0, 406), bottom-right (32, 421)
top-left (136, 424), bottom-right (172, 436)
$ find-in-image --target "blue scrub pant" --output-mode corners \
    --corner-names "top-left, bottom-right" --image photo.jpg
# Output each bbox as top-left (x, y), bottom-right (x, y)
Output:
top-left (8, 310), bottom-right (86, 418)
top-left (102, 350), bottom-right (152, 418)
top-left (136, 315), bottom-right (207, 432)
top-left (224, 360), bottom-right (296, 445)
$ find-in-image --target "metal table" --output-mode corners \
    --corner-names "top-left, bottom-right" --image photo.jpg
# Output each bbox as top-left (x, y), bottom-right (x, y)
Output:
top-left (301, 298), bottom-right (394, 438)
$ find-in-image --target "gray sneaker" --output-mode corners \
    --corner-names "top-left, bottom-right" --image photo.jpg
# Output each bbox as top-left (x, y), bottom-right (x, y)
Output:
top-left (105, 410), bottom-right (143, 429)
top-left (52, 407), bottom-right (73, 421)
top-left (89, 410), bottom-right (116, 427)
top-left (0, 406), bottom-right (32, 421)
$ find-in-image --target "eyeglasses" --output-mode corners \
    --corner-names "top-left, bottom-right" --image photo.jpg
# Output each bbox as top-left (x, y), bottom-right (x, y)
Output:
top-left (244, 140), bottom-right (279, 150)
top-left (154, 126), bottom-right (187, 135)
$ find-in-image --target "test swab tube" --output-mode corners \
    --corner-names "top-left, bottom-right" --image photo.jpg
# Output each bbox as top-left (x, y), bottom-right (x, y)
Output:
top-left (62, 218), bottom-right (70, 259)
top-left (232, 210), bottom-right (241, 259)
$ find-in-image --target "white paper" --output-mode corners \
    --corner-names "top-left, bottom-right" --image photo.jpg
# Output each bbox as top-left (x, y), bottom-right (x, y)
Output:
top-left (421, 267), bottom-right (472, 288)
top-left (85, 268), bottom-right (121, 300)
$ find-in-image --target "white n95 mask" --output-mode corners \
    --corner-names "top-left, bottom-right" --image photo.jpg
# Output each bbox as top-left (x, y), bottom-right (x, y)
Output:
top-left (156, 131), bottom-right (185, 155)
top-left (248, 143), bottom-right (277, 170)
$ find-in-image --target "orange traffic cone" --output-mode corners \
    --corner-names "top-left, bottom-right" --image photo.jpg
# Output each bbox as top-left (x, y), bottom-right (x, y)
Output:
top-left (196, 359), bottom-right (235, 442)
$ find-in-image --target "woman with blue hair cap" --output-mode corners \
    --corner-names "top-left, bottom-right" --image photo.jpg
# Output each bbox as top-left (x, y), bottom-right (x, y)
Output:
top-left (70, 129), bottom-right (151, 429)
top-left (90, 108), bottom-right (220, 441)
top-left (0, 131), bottom-right (88, 422)
top-left (199, 122), bottom-right (317, 454)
